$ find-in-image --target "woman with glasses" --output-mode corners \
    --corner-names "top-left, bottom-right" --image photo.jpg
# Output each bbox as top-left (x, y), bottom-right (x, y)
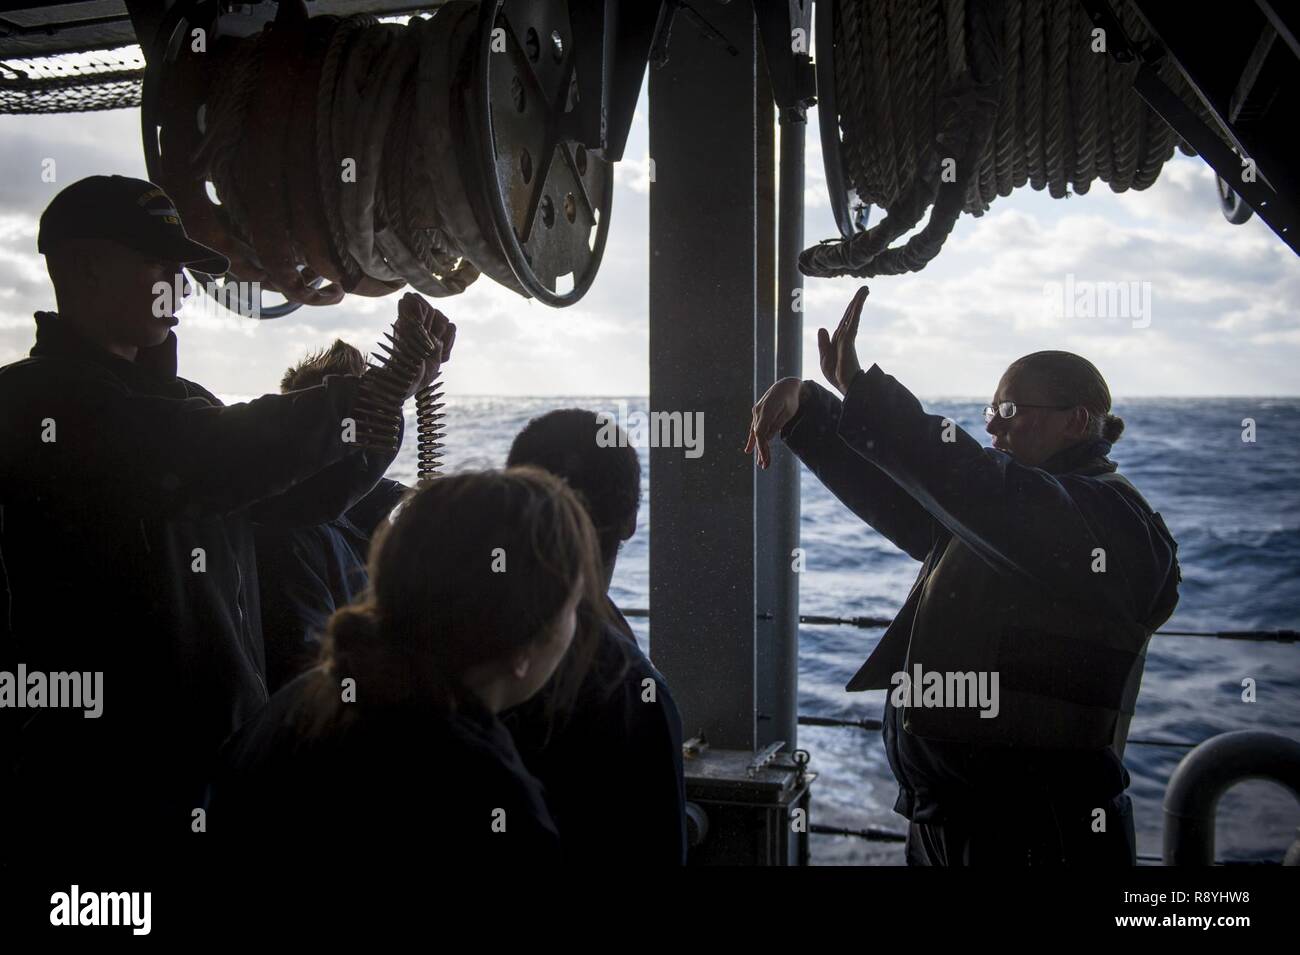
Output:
top-left (746, 287), bottom-right (1180, 867)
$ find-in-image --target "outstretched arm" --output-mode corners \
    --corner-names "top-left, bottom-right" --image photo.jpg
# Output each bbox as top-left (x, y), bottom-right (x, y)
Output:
top-left (747, 287), bottom-right (937, 561)
top-left (786, 284), bottom-right (1171, 622)
top-left (0, 365), bottom-right (378, 521)
top-left (836, 363), bottom-right (1171, 622)
top-left (779, 379), bottom-right (938, 561)
top-left (247, 393), bottom-right (403, 529)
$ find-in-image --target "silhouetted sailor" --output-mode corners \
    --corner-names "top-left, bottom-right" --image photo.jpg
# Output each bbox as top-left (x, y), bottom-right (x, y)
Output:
top-left (504, 409), bottom-right (687, 865)
top-left (256, 340), bottom-right (410, 692)
top-left (748, 287), bottom-right (1180, 866)
top-left (0, 175), bottom-right (445, 860)
top-left (210, 468), bottom-right (609, 865)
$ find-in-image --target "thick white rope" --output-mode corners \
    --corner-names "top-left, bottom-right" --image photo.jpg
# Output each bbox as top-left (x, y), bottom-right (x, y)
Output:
top-left (802, 0), bottom-right (1214, 278)
top-left (185, 7), bottom-right (485, 301)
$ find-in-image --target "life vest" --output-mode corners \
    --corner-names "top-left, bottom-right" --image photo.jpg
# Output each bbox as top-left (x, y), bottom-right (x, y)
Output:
top-left (852, 468), bottom-right (1181, 752)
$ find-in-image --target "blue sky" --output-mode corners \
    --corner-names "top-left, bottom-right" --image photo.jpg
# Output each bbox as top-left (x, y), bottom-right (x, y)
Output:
top-left (2, 85), bottom-right (1296, 398)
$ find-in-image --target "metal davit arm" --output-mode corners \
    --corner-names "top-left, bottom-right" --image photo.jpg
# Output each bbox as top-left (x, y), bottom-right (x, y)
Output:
top-left (1163, 730), bottom-right (1300, 865)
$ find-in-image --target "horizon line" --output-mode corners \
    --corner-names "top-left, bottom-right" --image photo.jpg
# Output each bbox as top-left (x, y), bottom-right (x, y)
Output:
top-left (212, 391), bottom-right (1300, 402)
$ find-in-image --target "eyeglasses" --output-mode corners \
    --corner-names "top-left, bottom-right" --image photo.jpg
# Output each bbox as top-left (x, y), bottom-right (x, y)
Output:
top-left (983, 401), bottom-right (1073, 423)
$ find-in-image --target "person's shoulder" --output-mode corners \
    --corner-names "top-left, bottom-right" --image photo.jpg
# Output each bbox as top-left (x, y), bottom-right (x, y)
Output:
top-left (443, 703), bottom-right (532, 768)
top-left (609, 630), bottom-right (667, 693)
top-left (0, 357), bottom-right (39, 405)
top-left (1090, 469), bottom-right (1149, 503)
top-left (256, 519), bottom-right (337, 554)
top-left (583, 625), bottom-right (680, 733)
top-left (344, 478), bottom-right (408, 536)
top-left (1076, 469), bottom-right (1164, 522)
top-left (176, 377), bottom-right (222, 405)
top-left (1064, 470), bottom-right (1179, 573)
top-left (0, 353), bottom-right (111, 395)
top-left (220, 670), bottom-right (329, 769)
top-left (0, 355), bottom-right (38, 378)
top-left (414, 705), bottom-right (559, 831)
top-left (586, 624), bottom-right (645, 688)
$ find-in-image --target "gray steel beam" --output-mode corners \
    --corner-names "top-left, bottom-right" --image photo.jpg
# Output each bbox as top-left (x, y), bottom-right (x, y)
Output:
top-left (756, 102), bottom-right (805, 752)
top-left (649, 0), bottom-right (763, 750)
top-left (754, 43), bottom-right (781, 750)
top-left (123, 0), bottom-right (164, 55)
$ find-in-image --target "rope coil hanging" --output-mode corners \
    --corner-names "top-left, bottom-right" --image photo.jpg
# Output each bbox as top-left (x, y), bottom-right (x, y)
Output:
top-left (144, 0), bottom-right (612, 310)
top-left (802, 0), bottom-right (1215, 279)
top-left (163, 2), bottom-right (484, 303)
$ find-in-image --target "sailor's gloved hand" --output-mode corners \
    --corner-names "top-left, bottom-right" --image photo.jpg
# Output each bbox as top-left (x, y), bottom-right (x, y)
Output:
top-left (818, 285), bottom-right (868, 396)
top-left (353, 293), bottom-right (451, 452)
top-left (746, 377), bottom-right (803, 470)
top-left (397, 292), bottom-right (456, 400)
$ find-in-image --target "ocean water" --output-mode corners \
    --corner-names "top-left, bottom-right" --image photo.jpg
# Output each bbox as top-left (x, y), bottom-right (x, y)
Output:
top-left (389, 395), bottom-right (1300, 865)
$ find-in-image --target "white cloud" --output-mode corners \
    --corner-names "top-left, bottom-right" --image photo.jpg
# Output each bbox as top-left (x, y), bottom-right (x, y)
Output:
top-left (0, 95), bottom-right (1295, 398)
top-left (614, 154), bottom-right (654, 195)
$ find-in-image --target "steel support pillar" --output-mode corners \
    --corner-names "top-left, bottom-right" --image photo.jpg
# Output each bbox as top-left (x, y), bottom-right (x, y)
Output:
top-left (649, 0), bottom-right (769, 751)
top-left (756, 100), bottom-right (805, 753)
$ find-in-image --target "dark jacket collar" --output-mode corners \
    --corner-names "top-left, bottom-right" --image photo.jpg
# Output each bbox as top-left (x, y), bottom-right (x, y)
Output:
top-left (1042, 436), bottom-right (1117, 477)
top-left (31, 310), bottom-right (180, 377)
top-left (336, 479), bottom-right (409, 540)
top-left (30, 310), bottom-right (182, 392)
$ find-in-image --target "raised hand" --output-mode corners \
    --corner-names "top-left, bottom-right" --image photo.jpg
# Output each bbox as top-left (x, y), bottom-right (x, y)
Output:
top-left (817, 285), bottom-right (869, 396)
top-left (397, 292), bottom-right (456, 399)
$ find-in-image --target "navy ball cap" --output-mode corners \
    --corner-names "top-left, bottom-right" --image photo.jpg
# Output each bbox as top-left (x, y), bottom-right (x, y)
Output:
top-left (37, 174), bottom-right (230, 276)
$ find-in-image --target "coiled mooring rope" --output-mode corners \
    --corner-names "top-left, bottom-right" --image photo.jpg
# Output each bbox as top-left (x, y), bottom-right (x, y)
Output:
top-left (801, 0), bottom-right (1214, 279)
top-left (175, 1), bottom-right (501, 304)
top-left (190, 33), bottom-right (263, 267)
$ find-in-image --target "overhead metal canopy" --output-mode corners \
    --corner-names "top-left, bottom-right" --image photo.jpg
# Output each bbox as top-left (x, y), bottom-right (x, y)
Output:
top-left (0, 2), bottom-right (138, 58)
top-left (0, 1), bottom-right (451, 116)
top-left (0, 0), bottom-right (444, 58)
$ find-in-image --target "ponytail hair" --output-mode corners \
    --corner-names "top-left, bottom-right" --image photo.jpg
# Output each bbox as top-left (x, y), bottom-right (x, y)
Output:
top-left (296, 468), bottom-right (608, 735)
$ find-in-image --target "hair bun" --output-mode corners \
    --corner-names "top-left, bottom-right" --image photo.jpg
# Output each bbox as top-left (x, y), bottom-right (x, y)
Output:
top-left (1103, 413), bottom-right (1125, 443)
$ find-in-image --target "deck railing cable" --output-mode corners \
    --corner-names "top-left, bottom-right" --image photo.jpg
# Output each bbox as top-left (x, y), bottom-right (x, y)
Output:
top-left (619, 608), bottom-right (1299, 645)
top-left (806, 824), bottom-right (1268, 865)
top-left (623, 607), bottom-right (1286, 862)
top-left (797, 713), bottom-right (1195, 749)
